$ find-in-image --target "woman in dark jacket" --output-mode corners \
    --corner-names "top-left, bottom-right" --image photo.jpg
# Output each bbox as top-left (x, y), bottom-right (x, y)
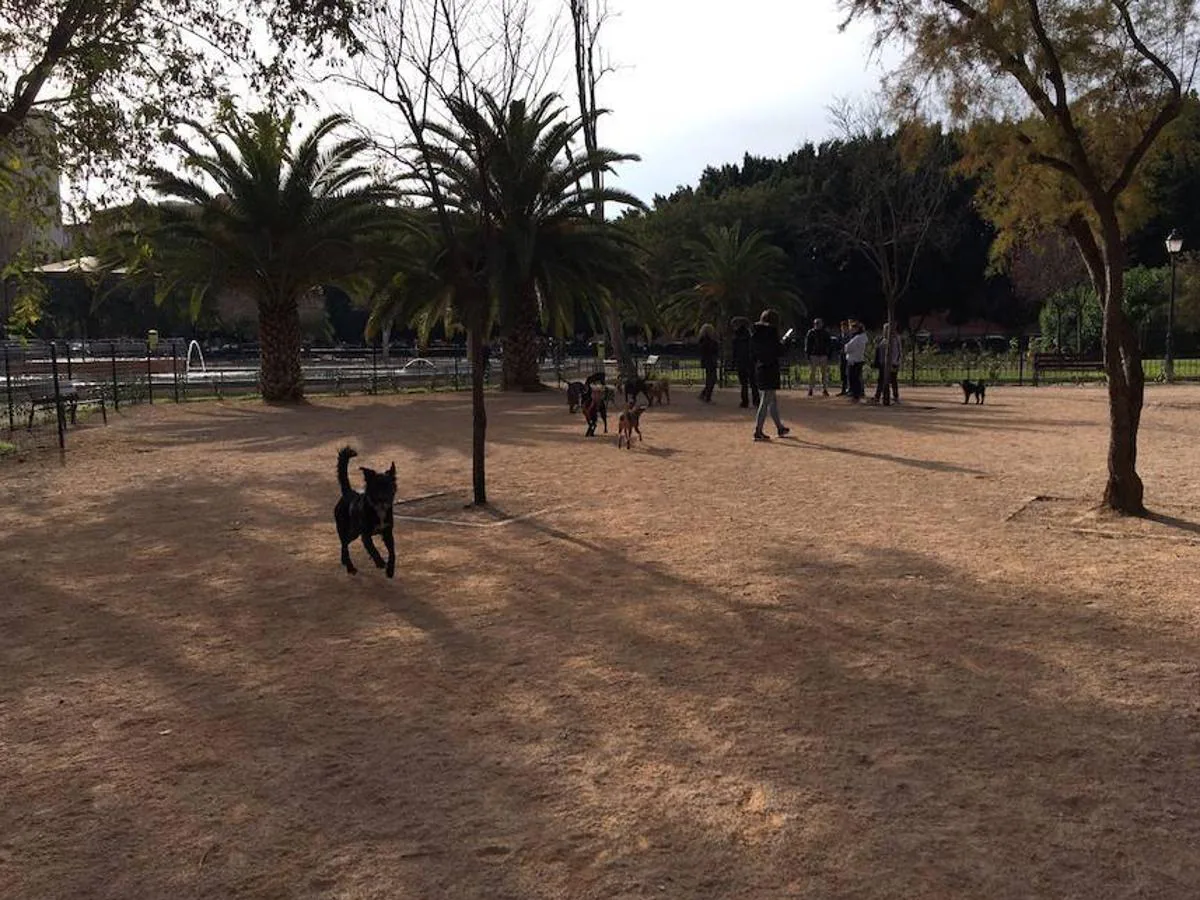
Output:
top-left (750, 309), bottom-right (791, 441)
top-left (730, 316), bottom-right (759, 408)
top-left (698, 323), bottom-right (720, 402)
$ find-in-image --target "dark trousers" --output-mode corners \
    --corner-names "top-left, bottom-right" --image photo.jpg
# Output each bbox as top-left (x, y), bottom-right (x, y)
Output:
top-left (737, 366), bottom-right (759, 407)
top-left (701, 364), bottom-right (717, 401)
top-left (848, 362), bottom-right (865, 399)
top-left (874, 366), bottom-right (899, 402)
top-left (839, 355), bottom-right (848, 393)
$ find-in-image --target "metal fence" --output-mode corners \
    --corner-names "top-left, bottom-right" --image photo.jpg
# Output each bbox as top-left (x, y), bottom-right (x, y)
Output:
top-left (5, 338), bottom-right (1200, 456)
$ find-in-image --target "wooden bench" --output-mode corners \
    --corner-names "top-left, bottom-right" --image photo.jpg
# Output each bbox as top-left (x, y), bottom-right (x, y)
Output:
top-left (1032, 354), bottom-right (1105, 386)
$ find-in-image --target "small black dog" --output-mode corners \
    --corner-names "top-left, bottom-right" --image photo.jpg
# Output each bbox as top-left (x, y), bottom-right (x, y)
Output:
top-left (622, 375), bottom-right (653, 405)
top-left (568, 372), bottom-right (607, 413)
top-left (334, 446), bottom-right (397, 577)
top-left (960, 379), bottom-right (986, 404)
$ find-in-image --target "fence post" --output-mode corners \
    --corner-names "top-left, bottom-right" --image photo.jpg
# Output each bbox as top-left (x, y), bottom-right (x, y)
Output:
top-left (371, 341), bottom-right (378, 395)
top-left (1018, 341), bottom-right (1025, 386)
top-left (172, 342), bottom-right (180, 402)
top-left (50, 343), bottom-right (65, 450)
top-left (454, 352), bottom-right (460, 390)
top-left (111, 341), bottom-right (120, 411)
top-left (64, 341), bottom-right (73, 380)
top-left (146, 341), bottom-right (154, 404)
top-left (4, 343), bottom-right (13, 431)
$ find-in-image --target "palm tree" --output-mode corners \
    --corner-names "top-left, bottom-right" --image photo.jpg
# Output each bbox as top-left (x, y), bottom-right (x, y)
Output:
top-left (663, 222), bottom-right (802, 334)
top-left (418, 92), bottom-right (646, 390)
top-left (367, 217), bottom-right (496, 503)
top-left (139, 110), bottom-right (404, 401)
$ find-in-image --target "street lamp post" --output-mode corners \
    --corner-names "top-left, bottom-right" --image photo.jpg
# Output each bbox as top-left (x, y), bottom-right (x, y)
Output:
top-left (1165, 229), bottom-right (1183, 382)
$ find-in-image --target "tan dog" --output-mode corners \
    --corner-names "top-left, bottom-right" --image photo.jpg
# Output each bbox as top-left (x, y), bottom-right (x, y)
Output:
top-left (648, 378), bottom-right (671, 406)
top-left (617, 403), bottom-right (646, 449)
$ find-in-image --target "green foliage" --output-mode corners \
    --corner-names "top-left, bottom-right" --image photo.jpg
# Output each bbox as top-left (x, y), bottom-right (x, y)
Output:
top-left (660, 221), bottom-right (801, 333)
top-left (1038, 266), bottom-right (1168, 352)
top-left (386, 91), bottom-right (648, 344)
top-left (127, 109), bottom-right (404, 313)
top-left (0, 0), bottom-right (366, 199)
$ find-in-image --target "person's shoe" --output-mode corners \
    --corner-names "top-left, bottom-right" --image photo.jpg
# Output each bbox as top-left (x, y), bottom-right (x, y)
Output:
top-left (807, 389), bottom-right (813, 397)
top-left (753, 432), bottom-right (771, 441)
top-left (823, 390), bottom-right (830, 397)
top-left (777, 426), bottom-right (791, 437)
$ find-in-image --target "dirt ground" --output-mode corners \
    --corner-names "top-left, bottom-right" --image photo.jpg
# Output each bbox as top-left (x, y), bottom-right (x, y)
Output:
top-left (3, 384), bottom-right (1200, 899)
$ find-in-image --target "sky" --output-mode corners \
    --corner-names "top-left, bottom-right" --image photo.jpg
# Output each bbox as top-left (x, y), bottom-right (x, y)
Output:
top-left (562, 0), bottom-right (892, 201)
top-left (312, 0), bottom-right (896, 206)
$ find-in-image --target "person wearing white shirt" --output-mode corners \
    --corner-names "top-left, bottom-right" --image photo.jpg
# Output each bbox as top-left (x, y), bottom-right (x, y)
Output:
top-left (843, 322), bottom-right (868, 402)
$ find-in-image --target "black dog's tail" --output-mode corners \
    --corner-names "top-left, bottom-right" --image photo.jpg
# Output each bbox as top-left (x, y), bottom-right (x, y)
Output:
top-left (337, 446), bottom-right (358, 497)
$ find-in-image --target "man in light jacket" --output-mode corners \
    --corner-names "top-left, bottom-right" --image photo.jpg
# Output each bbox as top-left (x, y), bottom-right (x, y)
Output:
top-left (843, 321), bottom-right (868, 402)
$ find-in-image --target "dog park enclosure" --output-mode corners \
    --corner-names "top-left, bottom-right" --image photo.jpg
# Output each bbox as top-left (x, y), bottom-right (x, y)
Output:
top-left (3, 386), bottom-right (1200, 898)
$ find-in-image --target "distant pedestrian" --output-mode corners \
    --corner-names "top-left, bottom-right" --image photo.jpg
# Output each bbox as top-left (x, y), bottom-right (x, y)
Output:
top-left (750, 309), bottom-right (791, 441)
top-left (838, 320), bottom-right (851, 395)
top-left (804, 317), bottom-right (832, 396)
top-left (698, 323), bottom-right (719, 402)
top-left (872, 323), bottom-right (902, 404)
top-left (843, 321), bottom-right (867, 402)
top-left (730, 316), bottom-right (759, 409)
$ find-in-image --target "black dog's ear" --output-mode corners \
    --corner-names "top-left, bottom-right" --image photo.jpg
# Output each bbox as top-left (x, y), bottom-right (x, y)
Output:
top-left (387, 462), bottom-right (396, 478)
top-left (360, 466), bottom-right (377, 479)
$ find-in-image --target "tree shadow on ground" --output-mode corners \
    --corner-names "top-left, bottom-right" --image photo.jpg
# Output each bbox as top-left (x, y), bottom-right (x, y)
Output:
top-left (4, 393), bottom-right (1200, 898)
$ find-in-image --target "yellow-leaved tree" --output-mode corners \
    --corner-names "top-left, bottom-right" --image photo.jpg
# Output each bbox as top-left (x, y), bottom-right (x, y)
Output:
top-left (840, 0), bottom-right (1200, 514)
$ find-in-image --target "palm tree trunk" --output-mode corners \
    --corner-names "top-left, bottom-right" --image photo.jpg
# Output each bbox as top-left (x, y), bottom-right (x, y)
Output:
top-left (469, 325), bottom-right (488, 505)
top-left (501, 283), bottom-right (544, 391)
top-left (604, 306), bottom-right (637, 381)
top-left (258, 296), bottom-right (304, 402)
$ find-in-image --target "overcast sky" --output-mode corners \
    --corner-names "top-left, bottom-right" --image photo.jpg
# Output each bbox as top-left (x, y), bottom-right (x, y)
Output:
top-left (571, 0), bottom-right (892, 201)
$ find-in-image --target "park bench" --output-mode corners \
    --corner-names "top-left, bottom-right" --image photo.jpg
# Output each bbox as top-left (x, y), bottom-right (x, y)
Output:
top-left (1032, 353), bottom-right (1106, 386)
top-left (24, 381), bottom-right (106, 429)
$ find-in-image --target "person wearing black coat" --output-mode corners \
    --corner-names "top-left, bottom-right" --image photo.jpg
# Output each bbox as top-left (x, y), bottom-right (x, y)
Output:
top-left (730, 316), bottom-right (759, 408)
top-left (750, 309), bottom-right (791, 441)
top-left (698, 323), bottom-right (719, 402)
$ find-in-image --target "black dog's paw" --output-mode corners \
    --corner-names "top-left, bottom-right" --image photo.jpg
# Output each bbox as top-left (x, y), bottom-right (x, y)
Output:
top-left (374, 557), bottom-right (386, 569)
top-left (386, 564), bottom-right (395, 579)
top-left (346, 565), bottom-right (358, 576)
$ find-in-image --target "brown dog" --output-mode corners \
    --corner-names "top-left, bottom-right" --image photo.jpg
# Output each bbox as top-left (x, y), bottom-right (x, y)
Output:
top-left (617, 403), bottom-right (645, 449)
top-left (648, 379), bottom-right (671, 406)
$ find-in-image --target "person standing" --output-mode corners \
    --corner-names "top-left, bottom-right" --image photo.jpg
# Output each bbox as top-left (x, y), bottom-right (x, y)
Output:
top-left (804, 317), bottom-right (832, 397)
top-left (838, 320), bottom-right (851, 395)
top-left (698, 323), bottom-right (719, 402)
top-left (730, 316), bottom-right (759, 409)
top-left (872, 323), bottom-right (903, 404)
top-left (750, 309), bottom-right (791, 441)
top-left (843, 321), bottom-right (868, 402)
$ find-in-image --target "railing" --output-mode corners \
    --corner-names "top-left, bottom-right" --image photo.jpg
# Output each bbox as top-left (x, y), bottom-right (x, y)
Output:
top-left (6, 339), bottom-right (1200, 455)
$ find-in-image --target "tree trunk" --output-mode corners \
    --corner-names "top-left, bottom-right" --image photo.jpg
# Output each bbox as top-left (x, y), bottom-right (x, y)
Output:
top-left (468, 325), bottom-right (488, 505)
top-left (604, 306), bottom-right (637, 381)
top-left (501, 283), bottom-right (544, 391)
top-left (1100, 238), bottom-right (1146, 515)
top-left (881, 301), bottom-right (896, 407)
top-left (258, 297), bottom-right (304, 402)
